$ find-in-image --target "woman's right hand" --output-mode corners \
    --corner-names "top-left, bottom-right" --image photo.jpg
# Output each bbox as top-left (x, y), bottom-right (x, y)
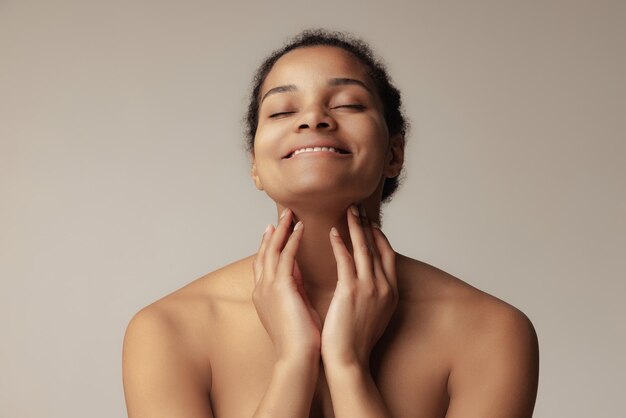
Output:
top-left (252, 208), bottom-right (322, 362)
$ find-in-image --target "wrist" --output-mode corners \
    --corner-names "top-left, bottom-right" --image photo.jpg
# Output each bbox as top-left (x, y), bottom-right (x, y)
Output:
top-left (322, 360), bottom-right (390, 418)
top-left (321, 348), bottom-right (369, 371)
top-left (276, 349), bottom-right (320, 371)
top-left (274, 354), bottom-right (321, 388)
top-left (323, 360), bottom-right (374, 396)
top-left (322, 354), bottom-right (370, 378)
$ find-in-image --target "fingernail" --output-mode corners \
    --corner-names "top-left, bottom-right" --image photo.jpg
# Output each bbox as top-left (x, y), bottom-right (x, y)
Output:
top-left (330, 227), bottom-right (339, 236)
top-left (280, 208), bottom-right (289, 219)
top-left (264, 224), bottom-right (272, 234)
top-left (350, 205), bottom-right (359, 216)
top-left (293, 221), bottom-right (303, 231)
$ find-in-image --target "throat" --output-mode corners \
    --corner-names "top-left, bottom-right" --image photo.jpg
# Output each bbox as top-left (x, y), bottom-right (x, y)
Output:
top-left (296, 245), bottom-right (340, 294)
top-left (290, 210), bottom-right (347, 293)
top-left (293, 224), bottom-right (341, 322)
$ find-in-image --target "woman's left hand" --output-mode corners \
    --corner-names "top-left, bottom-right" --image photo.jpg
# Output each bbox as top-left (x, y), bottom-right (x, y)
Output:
top-left (321, 204), bottom-right (399, 369)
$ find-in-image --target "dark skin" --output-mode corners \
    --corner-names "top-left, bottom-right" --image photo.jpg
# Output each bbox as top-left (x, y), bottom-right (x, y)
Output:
top-left (122, 46), bottom-right (539, 418)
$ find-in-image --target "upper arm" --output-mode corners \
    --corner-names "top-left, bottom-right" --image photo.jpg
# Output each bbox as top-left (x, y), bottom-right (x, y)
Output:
top-left (122, 307), bottom-right (214, 418)
top-left (445, 306), bottom-right (539, 418)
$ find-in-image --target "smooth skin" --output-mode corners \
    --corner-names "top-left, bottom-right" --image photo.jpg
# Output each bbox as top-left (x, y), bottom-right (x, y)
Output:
top-left (251, 205), bottom-right (398, 417)
top-left (122, 46), bottom-right (539, 418)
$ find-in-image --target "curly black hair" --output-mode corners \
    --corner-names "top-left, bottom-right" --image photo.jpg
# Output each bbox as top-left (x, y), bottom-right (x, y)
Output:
top-left (244, 29), bottom-right (409, 203)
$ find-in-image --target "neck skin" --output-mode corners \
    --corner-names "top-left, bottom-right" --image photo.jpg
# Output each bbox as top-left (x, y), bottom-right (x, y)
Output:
top-left (274, 195), bottom-right (382, 305)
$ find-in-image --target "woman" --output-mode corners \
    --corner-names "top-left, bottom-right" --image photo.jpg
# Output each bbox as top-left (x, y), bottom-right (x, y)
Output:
top-left (122, 30), bottom-right (539, 418)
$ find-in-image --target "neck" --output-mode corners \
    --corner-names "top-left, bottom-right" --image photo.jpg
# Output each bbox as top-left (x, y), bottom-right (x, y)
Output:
top-left (274, 200), bottom-right (381, 299)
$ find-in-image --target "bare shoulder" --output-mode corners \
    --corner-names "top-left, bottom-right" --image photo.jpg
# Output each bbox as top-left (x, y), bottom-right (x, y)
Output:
top-left (122, 256), bottom-right (255, 418)
top-left (123, 255), bottom-right (255, 365)
top-left (396, 254), bottom-right (539, 417)
top-left (396, 253), bottom-right (537, 339)
top-left (126, 254), bottom-right (252, 326)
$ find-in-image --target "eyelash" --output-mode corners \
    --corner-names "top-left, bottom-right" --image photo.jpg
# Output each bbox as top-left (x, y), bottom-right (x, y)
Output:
top-left (269, 111), bottom-right (295, 118)
top-left (268, 104), bottom-right (365, 119)
top-left (335, 104), bottom-right (366, 111)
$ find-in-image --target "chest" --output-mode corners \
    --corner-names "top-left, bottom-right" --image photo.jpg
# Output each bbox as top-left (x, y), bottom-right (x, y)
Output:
top-left (207, 306), bottom-right (451, 418)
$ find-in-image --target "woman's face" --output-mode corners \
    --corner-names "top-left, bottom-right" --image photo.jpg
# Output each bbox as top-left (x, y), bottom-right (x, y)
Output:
top-left (251, 46), bottom-right (401, 208)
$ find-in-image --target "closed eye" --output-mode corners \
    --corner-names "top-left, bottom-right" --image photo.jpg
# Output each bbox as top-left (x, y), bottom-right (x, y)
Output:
top-left (333, 104), bottom-right (366, 110)
top-left (269, 111), bottom-right (296, 118)
top-left (269, 104), bottom-right (364, 118)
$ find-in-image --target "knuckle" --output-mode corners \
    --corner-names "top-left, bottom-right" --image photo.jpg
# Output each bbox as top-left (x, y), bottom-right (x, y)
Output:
top-left (267, 245), bottom-right (280, 257)
top-left (338, 282), bottom-right (358, 299)
top-left (362, 281), bottom-right (377, 298)
top-left (340, 252), bottom-right (354, 264)
top-left (277, 252), bottom-right (291, 266)
top-left (380, 283), bottom-right (397, 304)
top-left (378, 282), bottom-right (391, 297)
top-left (372, 278), bottom-right (394, 297)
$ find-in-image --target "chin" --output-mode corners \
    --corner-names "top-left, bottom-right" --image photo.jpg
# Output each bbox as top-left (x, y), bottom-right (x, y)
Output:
top-left (265, 182), bottom-right (377, 209)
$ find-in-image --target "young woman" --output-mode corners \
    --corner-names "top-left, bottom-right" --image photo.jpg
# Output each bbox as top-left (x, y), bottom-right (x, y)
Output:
top-left (122, 30), bottom-right (539, 418)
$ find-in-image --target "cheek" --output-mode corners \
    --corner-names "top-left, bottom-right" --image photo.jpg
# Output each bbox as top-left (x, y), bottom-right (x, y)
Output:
top-left (252, 136), bottom-right (273, 161)
top-left (361, 121), bottom-right (391, 157)
top-left (356, 112), bottom-right (388, 137)
top-left (251, 138), bottom-right (280, 183)
top-left (254, 123), bottom-right (283, 151)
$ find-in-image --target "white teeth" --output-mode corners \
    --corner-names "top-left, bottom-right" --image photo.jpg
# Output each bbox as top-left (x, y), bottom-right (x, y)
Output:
top-left (292, 146), bottom-right (342, 156)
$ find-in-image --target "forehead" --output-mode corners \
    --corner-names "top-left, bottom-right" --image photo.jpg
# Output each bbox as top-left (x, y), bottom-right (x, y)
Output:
top-left (261, 46), bottom-right (372, 94)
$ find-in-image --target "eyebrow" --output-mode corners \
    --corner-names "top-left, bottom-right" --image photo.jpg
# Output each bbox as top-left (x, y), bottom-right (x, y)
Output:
top-left (260, 77), bottom-right (373, 104)
top-left (328, 77), bottom-right (372, 93)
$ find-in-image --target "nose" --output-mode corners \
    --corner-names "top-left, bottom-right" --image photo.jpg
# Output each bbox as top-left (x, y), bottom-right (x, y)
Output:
top-left (295, 105), bottom-right (337, 132)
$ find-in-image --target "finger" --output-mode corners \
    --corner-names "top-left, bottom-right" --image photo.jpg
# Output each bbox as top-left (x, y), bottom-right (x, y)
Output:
top-left (275, 220), bottom-right (304, 281)
top-left (347, 205), bottom-right (374, 279)
top-left (292, 260), bottom-right (320, 328)
top-left (292, 260), bottom-right (306, 294)
top-left (253, 224), bottom-right (274, 283)
top-left (372, 227), bottom-right (398, 289)
top-left (264, 208), bottom-right (294, 274)
top-left (359, 205), bottom-right (385, 279)
top-left (329, 227), bottom-right (357, 282)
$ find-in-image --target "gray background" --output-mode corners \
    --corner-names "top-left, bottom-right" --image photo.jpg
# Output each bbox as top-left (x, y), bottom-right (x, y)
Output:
top-left (1, 0), bottom-right (624, 417)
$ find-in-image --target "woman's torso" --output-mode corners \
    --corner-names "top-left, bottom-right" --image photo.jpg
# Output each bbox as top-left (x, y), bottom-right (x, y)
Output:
top-left (147, 254), bottom-right (504, 418)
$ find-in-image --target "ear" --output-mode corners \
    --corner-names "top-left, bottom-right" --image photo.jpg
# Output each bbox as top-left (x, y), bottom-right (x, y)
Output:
top-left (383, 134), bottom-right (405, 178)
top-left (251, 158), bottom-right (264, 191)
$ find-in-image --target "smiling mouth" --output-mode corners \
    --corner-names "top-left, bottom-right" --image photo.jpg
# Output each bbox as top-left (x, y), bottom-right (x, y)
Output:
top-left (285, 146), bottom-right (351, 159)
